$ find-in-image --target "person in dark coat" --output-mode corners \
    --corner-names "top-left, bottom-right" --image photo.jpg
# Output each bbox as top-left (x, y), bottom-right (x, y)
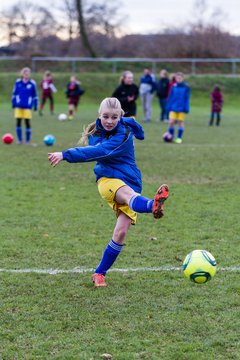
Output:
top-left (209, 85), bottom-right (224, 126)
top-left (112, 71), bottom-right (139, 118)
top-left (156, 69), bottom-right (170, 121)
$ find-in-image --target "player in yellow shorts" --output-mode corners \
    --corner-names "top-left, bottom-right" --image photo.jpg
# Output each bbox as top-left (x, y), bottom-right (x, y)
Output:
top-left (166, 72), bottom-right (190, 144)
top-left (48, 97), bottom-right (169, 287)
top-left (12, 67), bottom-right (38, 144)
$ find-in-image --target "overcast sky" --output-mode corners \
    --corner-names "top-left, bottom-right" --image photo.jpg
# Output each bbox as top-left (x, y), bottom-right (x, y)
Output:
top-left (122, 0), bottom-right (240, 35)
top-left (1, 0), bottom-right (240, 36)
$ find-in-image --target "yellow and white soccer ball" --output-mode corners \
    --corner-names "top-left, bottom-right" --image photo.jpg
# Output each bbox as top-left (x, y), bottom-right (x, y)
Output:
top-left (183, 249), bottom-right (217, 284)
top-left (58, 113), bottom-right (68, 121)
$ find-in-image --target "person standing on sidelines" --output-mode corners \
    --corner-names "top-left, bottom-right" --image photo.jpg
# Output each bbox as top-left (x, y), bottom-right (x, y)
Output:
top-left (48, 97), bottom-right (169, 287)
top-left (166, 72), bottom-right (190, 144)
top-left (12, 67), bottom-right (38, 144)
top-left (156, 69), bottom-right (170, 122)
top-left (139, 68), bottom-right (156, 122)
top-left (112, 70), bottom-right (139, 118)
top-left (209, 85), bottom-right (224, 126)
top-left (39, 70), bottom-right (57, 116)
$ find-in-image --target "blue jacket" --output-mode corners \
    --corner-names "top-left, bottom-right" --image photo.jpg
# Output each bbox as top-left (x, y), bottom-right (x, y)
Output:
top-left (12, 79), bottom-right (38, 110)
top-left (139, 74), bottom-right (156, 94)
top-left (62, 117), bottom-right (144, 193)
top-left (167, 82), bottom-right (190, 113)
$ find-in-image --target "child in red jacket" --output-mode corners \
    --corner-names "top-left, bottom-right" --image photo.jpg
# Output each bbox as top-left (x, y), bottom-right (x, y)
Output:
top-left (39, 71), bottom-right (57, 116)
top-left (209, 85), bottom-right (224, 126)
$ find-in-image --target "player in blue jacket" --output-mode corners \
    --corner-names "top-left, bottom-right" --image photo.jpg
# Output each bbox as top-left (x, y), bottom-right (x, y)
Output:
top-left (166, 72), bottom-right (190, 144)
top-left (48, 97), bottom-right (169, 287)
top-left (12, 67), bottom-right (38, 144)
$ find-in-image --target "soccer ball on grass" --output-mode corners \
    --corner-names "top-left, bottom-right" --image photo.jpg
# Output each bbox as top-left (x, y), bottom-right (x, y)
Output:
top-left (182, 249), bottom-right (217, 284)
top-left (2, 133), bottom-right (14, 144)
top-left (43, 134), bottom-right (55, 146)
top-left (163, 132), bottom-right (173, 142)
top-left (58, 113), bottom-right (67, 121)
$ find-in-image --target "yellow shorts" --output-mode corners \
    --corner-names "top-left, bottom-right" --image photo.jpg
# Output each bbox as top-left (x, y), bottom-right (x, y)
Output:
top-left (98, 177), bottom-right (137, 225)
top-left (169, 111), bottom-right (186, 121)
top-left (14, 108), bottom-right (32, 119)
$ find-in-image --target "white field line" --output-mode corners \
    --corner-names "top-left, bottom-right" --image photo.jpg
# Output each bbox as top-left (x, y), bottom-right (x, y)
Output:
top-left (0, 266), bottom-right (239, 275)
top-left (144, 143), bottom-right (240, 148)
top-left (179, 144), bottom-right (240, 148)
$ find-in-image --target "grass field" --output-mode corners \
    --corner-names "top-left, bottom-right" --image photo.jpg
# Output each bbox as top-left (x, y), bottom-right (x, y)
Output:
top-left (0, 82), bottom-right (240, 359)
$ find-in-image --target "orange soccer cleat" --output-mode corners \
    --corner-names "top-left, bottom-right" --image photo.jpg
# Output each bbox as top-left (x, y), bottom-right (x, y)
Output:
top-left (92, 273), bottom-right (107, 287)
top-left (152, 184), bottom-right (169, 219)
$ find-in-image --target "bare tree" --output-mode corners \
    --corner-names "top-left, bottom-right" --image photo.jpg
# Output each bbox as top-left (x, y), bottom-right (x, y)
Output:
top-left (54, 0), bottom-right (78, 41)
top-left (189, 0), bottom-right (226, 33)
top-left (1, 1), bottom-right (60, 49)
top-left (75, 0), bottom-right (96, 57)
top-left (75, 0), bottom-right (124, 56)
top-left (64, 0), bottom-right (76, 40)
top-left (85, 2), bottom-right (124, 37)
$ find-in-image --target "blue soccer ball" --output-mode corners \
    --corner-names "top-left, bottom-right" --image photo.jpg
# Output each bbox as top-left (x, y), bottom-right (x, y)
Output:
top-left (43, 134), bottom-right (55, 146)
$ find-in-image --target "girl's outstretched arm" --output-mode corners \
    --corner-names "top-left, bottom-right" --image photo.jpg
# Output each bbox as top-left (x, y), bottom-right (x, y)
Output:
top-left (48, 152), bottom-right (63, 167)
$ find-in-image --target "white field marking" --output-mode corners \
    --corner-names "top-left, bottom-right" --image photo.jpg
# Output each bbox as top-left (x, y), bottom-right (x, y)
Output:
top-left (0, 266), bottom-right (239, 275)
top-left (181, 144), bottom-right (240, 148)
top-left (144, 143), bottom-right (240, 148)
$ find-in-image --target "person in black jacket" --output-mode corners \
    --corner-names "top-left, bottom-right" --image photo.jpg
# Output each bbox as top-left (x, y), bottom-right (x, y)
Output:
top-left (156, 69), bottom-right (170, 122)
top-left (112, 71), bottom-right (139, 118)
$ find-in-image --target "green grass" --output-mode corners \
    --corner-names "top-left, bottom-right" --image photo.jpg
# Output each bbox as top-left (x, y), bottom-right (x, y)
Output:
top-left (0, 90), bottom-right (240, 359)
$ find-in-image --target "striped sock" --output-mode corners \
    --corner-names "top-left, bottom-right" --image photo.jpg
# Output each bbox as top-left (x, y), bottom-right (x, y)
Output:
top-left (95, 240), bottom-right (123, 276)
top-left (129, 195), bottom-right (153, 213)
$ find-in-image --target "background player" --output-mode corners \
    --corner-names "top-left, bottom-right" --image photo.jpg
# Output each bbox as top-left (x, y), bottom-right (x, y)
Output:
top-left (166, 72), bottom-right (190, 144)
top-left (39, 70), bottom-right (57, 116)
top-left (65, 75), bottom-right (85, 120)
top-left (12, 67), bottom-right (38, 144)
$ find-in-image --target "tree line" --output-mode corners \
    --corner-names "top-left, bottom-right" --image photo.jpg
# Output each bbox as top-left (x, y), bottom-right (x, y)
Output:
top-left (0, 0), bottom-right (239, 58)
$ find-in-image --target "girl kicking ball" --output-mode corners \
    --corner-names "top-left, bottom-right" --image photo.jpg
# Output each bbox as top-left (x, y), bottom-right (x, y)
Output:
top-left (48, 98), bottom-right (169, 287)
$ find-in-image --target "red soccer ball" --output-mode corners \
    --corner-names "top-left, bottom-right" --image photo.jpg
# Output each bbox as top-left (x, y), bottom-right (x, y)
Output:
top-left (2, 133), bottom-right (14, 144)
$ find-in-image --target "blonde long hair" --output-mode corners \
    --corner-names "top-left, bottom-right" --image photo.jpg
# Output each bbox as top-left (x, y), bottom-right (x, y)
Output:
top-left (120, 70), bottom-right (133, 84)
top-left (79, 97), bottom-right (124, 145)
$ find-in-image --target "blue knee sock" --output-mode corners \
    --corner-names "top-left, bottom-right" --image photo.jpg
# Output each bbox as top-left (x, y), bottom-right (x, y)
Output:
top-left (95, 239), bottom-right (123, 276)
top-left (26, 128), bottom-right (32, 143)
top-left (178, 126), bottom-right (184, 139)
top-left (16, 127), bottom-right (22, 142)
top-left (129, 195), bottom-right (153, 213)
top-left (169, 126), bottom-right (175, 137)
